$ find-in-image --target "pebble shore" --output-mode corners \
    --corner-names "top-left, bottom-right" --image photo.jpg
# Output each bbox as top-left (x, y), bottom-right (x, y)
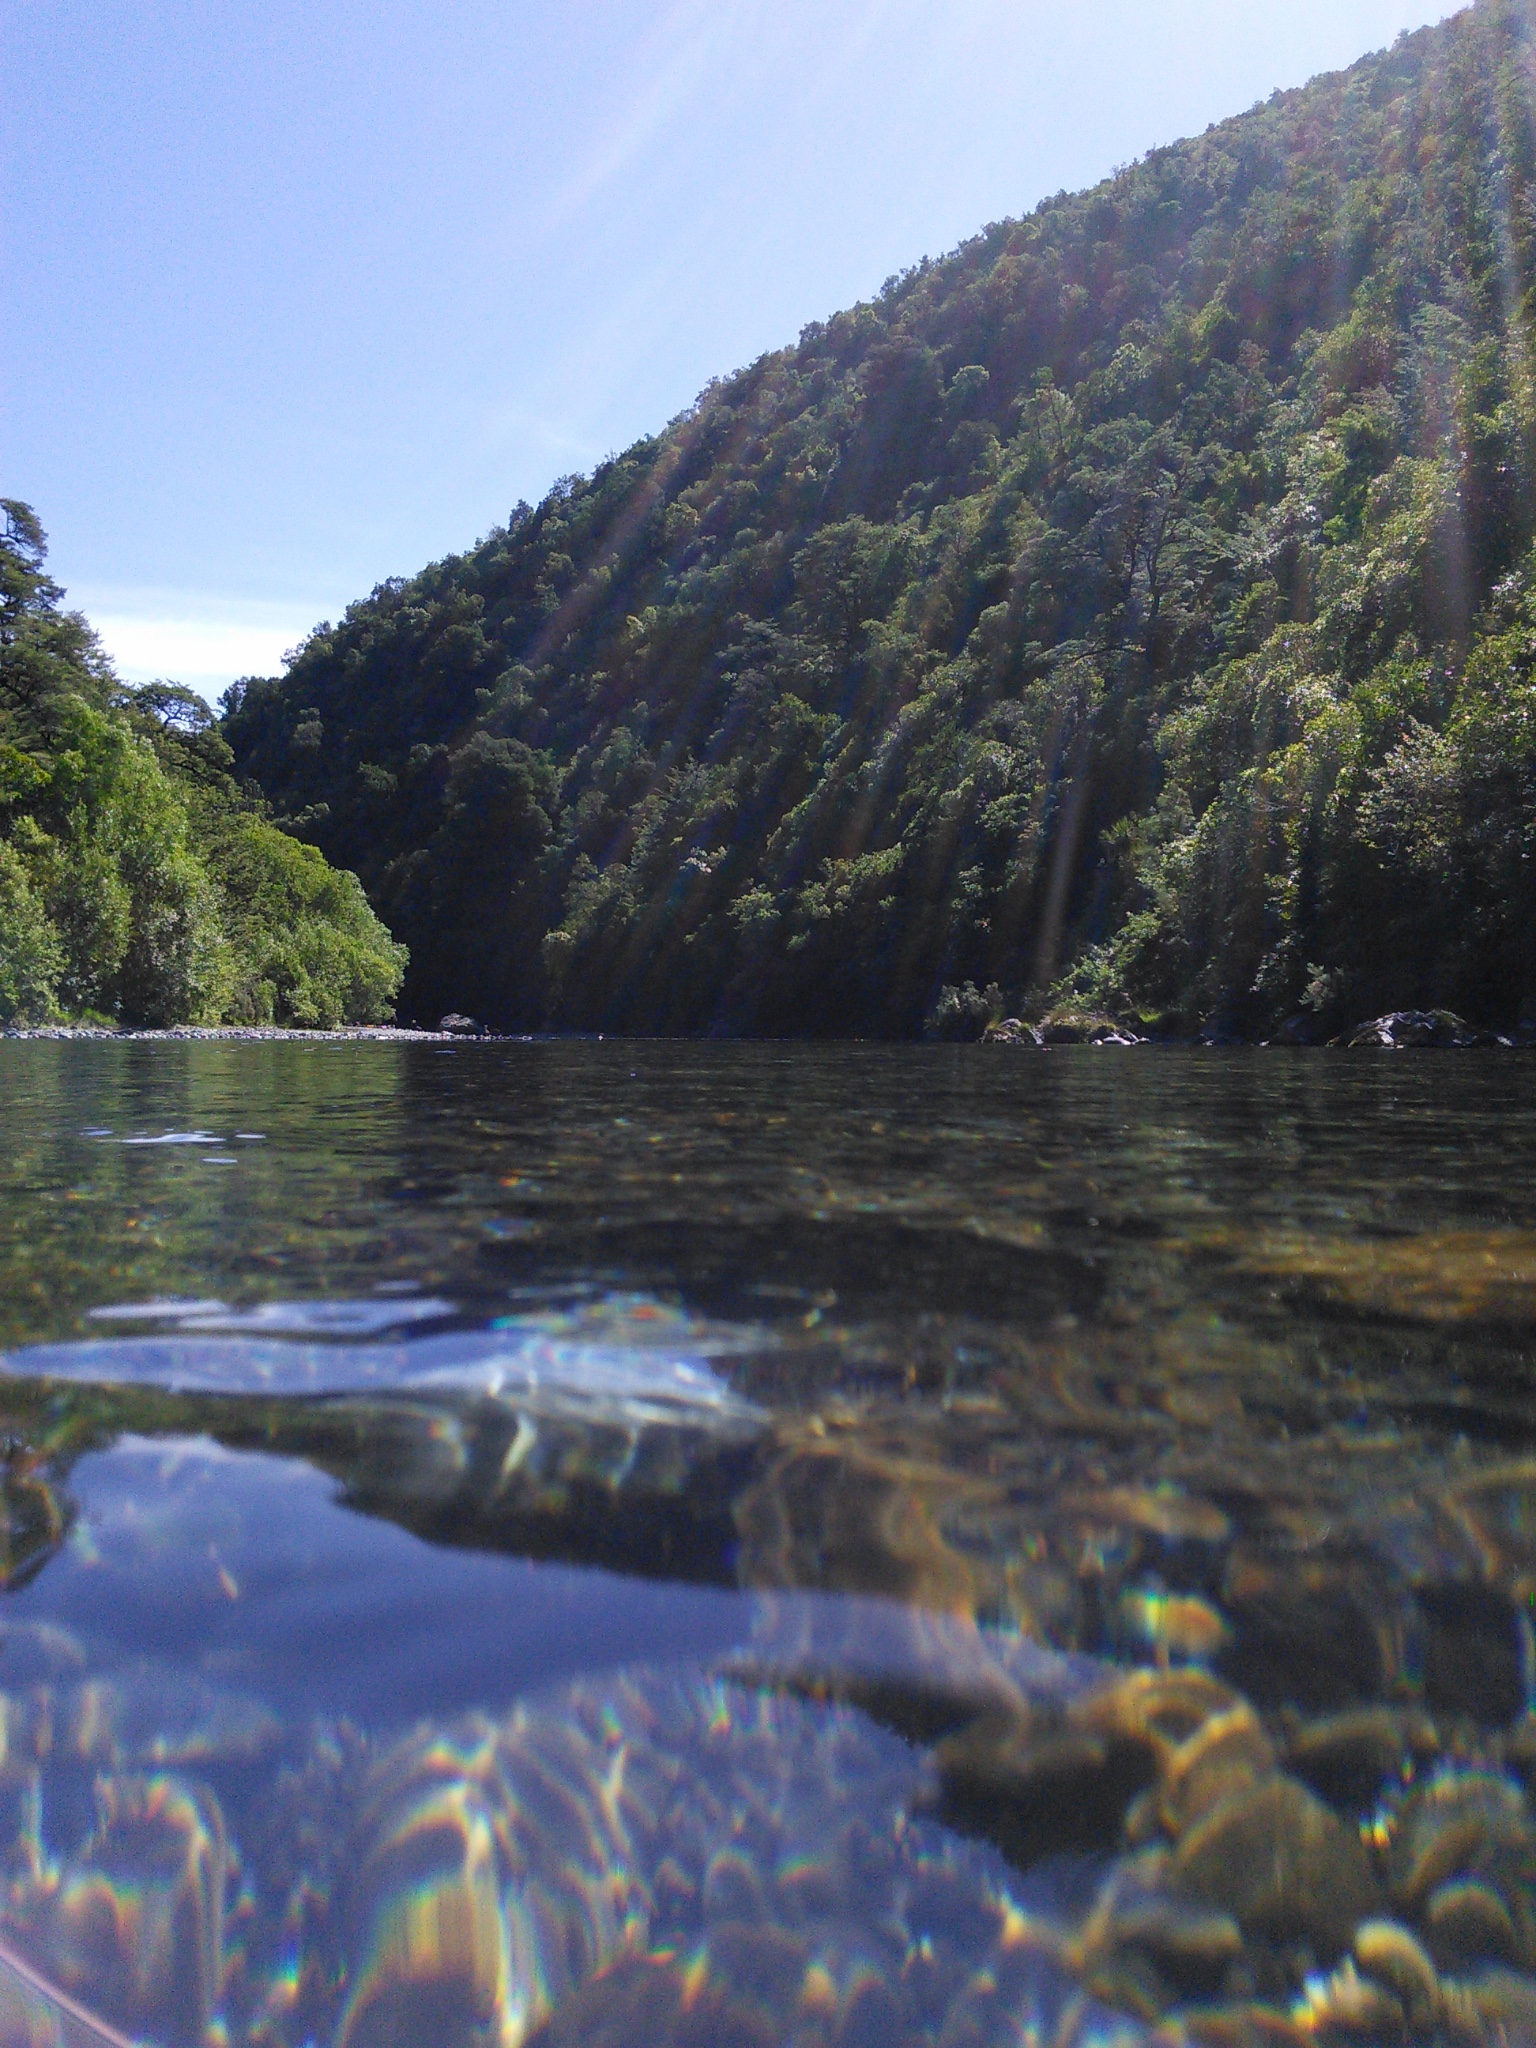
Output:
top-left (0, 1025), bottom-right (525, 1043)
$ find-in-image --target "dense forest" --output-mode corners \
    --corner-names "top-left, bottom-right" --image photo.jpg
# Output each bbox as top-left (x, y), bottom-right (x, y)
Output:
top-left (222, 0), bottom-right (1536, 1038)
top-left (0, 502), bottom-right (405, 1027)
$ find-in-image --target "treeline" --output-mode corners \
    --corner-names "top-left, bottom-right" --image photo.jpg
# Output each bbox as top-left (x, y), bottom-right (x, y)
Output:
top-left (224, 0), bottom-right (1536, 1038)
top-left (0, 502), bottom-right (405, 1028)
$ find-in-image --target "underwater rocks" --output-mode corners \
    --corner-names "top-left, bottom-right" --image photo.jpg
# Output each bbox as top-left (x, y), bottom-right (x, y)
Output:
top-left (13, 1362), bottom-right (1536, 1731)
top-left (928, 1658), bottom-right (1536, 2040)
top-left (0, 1656), bottom-right (1152, 2048)
top-left (730, 1417), bottom-right (1536, 1727)
top-left (1228, 1231), bottom-right (1536, 1330)
top-left (6, 1630), bottom-right (1536, 2043)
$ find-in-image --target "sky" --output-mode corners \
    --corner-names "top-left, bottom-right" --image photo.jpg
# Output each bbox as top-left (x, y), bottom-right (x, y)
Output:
top-left (5, 1), bottom-right (1461, 699)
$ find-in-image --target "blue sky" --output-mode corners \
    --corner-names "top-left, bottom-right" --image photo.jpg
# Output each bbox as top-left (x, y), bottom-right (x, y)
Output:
top-left (6, 0), bottom-right (1458, 697)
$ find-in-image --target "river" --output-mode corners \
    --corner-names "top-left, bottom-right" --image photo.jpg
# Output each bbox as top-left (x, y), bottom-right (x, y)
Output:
top-left (0, 1038), bottom-right (1534, 2045)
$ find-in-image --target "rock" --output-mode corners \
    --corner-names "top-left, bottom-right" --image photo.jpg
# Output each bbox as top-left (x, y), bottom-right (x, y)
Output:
top-left (1353, 1918), bottom-right (1440, 2028)
top-left (1215, 1559), bottom-right (1392, 1712)
top-left (1036, 1012), bottom-right (1146, 1046)
top-left (733, 1440), bottom-right (989, 1614)
top-left (1461, 1965), bottom-right (1536, 2039)
top-left (1417, 1580), bottom-right (1526, 1725)
top-left (1235, 1230), bottom-right (1536, 1336)
top-left (1178, 2003), bottom-right (1311, 2045)
top-left (1293, 1956), bottom-right (1408, 2038)
top-left (1387, 1770), bottom-right (1536, 1963)
top-left (438, 1012), bottom-right (483, 1035)
top-left (1267, 1014), bottom-right (1329, 1047)
top-left (1346, 1010), bottom-right (1491, 1048)
top-left (1096, 1887), bottom-right (1245, 1999)
top-left (1080, 1668), bottom-right (1247, 1759)
top-left (1283, 1706), bottom-right (1432, 1814)
top-left (1157, 1704), bottom-right (1276, 1839)
top-left (1442, 1464), bottom-right (1536, 1602)
top-left (1425, 1877), bottom-right (1523, 1969)
top-left (1067, 1486), bottom-right (1231, 1546)
top-left (1116, 1588), bottom-right (1231, 1665)
top-left (980, 1018), bottom-right (1044, 1046)
top-left (1170, 1774), bottom-right (1382, 1958)
top-left (933, 1712), bottom-right (1158, 1868)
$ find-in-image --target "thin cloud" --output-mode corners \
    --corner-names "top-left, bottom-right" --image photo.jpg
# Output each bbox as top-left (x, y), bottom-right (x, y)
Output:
top-left (86, 608), bottom-right (313, 695)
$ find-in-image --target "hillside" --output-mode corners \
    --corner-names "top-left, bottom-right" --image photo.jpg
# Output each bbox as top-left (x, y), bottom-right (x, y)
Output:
top-left (224, 0), bottom-right (1536, 1039)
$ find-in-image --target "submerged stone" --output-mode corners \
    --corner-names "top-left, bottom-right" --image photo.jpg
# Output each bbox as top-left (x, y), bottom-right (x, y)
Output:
top-left (1351, 1917), bottom-right (1440, 2026)
top-left (0, 1661), bottom-right (1159, 2048)
top-left (1170, 1776), bottom-right (1381, 1959)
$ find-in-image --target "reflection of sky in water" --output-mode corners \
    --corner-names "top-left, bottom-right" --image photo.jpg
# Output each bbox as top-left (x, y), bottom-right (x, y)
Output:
top-left (0, 1434), bottom-right (1140, 2047)
top-left (8, 1296), bottom-right (772, 1432)
top-left (22, 1436), bottom-right (753, 1723)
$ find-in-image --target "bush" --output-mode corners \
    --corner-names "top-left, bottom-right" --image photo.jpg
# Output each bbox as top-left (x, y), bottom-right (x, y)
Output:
top-left (211, 815), bottom-right (407, 1027)
top-left (0, 840), bottom-right (62, 1024)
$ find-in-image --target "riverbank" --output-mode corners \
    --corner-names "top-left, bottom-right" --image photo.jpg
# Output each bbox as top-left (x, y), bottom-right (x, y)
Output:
top-left (4, 1011), bottom-right (1533, 1046)
top-left (0, 1024), bottom-right (530, 1043)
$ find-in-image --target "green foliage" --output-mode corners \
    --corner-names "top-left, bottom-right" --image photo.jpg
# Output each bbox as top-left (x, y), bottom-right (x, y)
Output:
top-left (222, 0), bottom-right (1536, 1035)
top-left (0, 502), bottom-right (406, 1028)
top-left (0, 840), bottom-right (63, 1024)
top-left (208, 814), bottom-right (408, 1027)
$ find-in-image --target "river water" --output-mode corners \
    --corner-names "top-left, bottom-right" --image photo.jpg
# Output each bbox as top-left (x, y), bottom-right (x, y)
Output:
top-left (1, 1038), bottom-right (1535, 2046)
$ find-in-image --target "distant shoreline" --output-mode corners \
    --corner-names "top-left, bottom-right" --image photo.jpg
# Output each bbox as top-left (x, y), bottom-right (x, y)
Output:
top-left (0, 1025), bottom-right (501, 1043)
top-left (2, 1023), bottom-right (1532, 1048)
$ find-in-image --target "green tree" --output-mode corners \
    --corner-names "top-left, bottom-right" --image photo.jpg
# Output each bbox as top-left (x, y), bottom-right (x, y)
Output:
top-left (0, 504), bottom-right (407, 1027)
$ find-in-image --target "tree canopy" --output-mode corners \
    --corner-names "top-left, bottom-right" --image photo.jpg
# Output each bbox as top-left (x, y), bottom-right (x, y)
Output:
top-left (225, 0), bottom-right (1536, 1038)
top-left (0, 502), bottom-right (406, 1027)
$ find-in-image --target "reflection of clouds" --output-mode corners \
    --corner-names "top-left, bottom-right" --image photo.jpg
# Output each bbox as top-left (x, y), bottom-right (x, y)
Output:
top-left (5, 1301), bottom-right (772, 1435)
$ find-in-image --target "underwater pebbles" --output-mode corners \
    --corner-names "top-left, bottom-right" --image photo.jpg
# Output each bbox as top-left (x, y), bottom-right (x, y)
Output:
top-left (0, 1661), bottom-right (1158, 2048)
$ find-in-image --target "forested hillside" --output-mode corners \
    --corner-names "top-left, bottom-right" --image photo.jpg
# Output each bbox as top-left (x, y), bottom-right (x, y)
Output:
top-left (0, 503), bottom-right (405, 1027)
top-left (225, 0), bottom-right (1536, 1039)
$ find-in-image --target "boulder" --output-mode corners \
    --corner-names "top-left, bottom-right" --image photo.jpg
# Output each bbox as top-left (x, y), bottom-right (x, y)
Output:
top-left (438, 1012), bottom-right (483, 1036)
top-left (1196, 1016), bottom-right (1247, 1047)
top-left (1268, 1013), bottom-right (1329, 1047)
top-left (981, 1018), bottom-right (1044, 1046)
top-left (1037, 1012), bottom-right (1146, 1047)
top-left (1347, 1011), bottom-right (1492, 1049)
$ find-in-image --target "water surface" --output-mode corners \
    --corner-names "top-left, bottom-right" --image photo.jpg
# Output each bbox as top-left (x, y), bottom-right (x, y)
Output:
top-left (1, 1040), bottom-right (1535, 2045)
